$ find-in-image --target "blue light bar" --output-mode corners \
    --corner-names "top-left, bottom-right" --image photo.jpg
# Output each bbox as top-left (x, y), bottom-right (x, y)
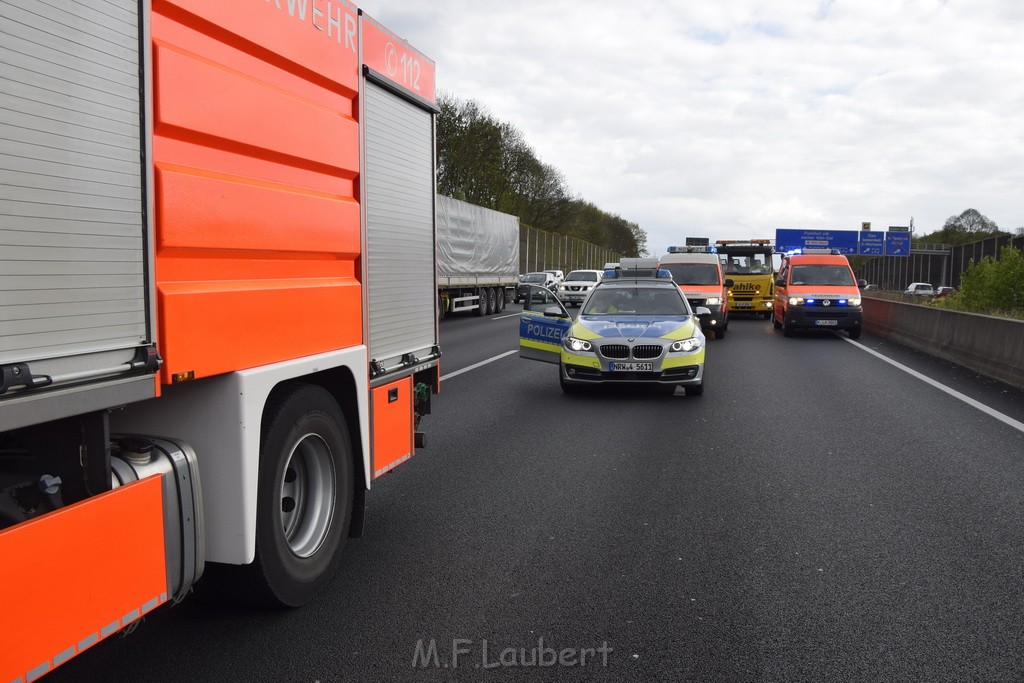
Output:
top-left (603, 269), bottom-right (619, 278)
top-left (657, 269), bottom-right (673, 279)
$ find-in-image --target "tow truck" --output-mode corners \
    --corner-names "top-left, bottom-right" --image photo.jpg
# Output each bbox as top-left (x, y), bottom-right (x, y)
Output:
top-left (715, 239), bottom-right (777, 319)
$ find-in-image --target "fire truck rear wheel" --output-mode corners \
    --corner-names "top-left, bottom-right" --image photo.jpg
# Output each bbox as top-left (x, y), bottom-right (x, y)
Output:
top-left (251, 384), bottom-right (353, 606)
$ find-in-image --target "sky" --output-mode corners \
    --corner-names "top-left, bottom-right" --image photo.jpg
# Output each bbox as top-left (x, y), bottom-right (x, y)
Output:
top-left (359, 0), bottom-right (1024, 255)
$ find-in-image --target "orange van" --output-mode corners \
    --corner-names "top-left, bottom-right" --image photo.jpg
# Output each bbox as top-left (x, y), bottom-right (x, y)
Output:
top-left (658, 246), bottom-right (732, 339)
top-left (772, 250), bottom-right (867, 339)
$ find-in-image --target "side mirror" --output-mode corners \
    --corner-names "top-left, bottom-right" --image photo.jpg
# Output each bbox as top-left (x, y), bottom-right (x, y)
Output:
top-left (544, 306), bottom-right (568, 319)
top-left (775, 278), bottom-right (785, 287)
top-left (857, 278), bottom-right (868, 288)
top-left (694, 306), bottom-right (712, 319)
top-left (724, 278), bottom-right (734, 288)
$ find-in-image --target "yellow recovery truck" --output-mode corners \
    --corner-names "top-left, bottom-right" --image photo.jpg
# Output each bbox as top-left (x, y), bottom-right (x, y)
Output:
top-left (715, 240), bottom-right (777, 319)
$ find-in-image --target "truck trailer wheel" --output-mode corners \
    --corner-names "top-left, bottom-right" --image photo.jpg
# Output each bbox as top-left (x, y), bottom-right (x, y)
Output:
top-left (487, 287), bottom-right (497, 314)
top-left (213, 384), bottom-right (354, 607)
top-left (495, 288), bottom-right (505, 312)
top-left (475, 288), bottom-right (487, 316)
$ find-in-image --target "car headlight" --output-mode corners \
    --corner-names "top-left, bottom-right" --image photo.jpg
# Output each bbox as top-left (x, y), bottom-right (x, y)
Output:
top-left (564, 337), bottom-right (593, 352)
top-left (848, 297), bottom-right (861, 306)
top-left (788, 297), bottom-right (804, 305)
top-left (558, 284), bottom-right (567, 291)
top-left (704, 297), bottom-right (720, 306)
top-left (670, 337), bottom-right (703, 352)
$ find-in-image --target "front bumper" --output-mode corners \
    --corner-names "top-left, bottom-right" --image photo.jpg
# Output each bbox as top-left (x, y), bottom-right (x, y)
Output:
top-left (687, 301), bottom-right (725, 329)
top-left (730, 298), bottom-right (774, 313)
top-left (561, 362), bottom-right (704, 386)
top-left (560, 345), bottom-right (705, 387)
top-left (785, 307), bottom-right (863, 330)
top-left (556, 290), bottom-right (590, 305)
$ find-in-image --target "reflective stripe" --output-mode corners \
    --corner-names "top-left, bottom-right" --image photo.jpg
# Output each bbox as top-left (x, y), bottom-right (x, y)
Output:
top-left (17, 594), bottom-right (166, 682)
top-left (52, 648), bottom-right (75, 667)
top-left (375, 453), bottom-right (411, 477)
top-left (25, 662), bottom-right (49, 683)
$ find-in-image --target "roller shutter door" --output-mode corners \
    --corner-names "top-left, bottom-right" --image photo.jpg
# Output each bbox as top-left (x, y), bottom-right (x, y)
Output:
top-left (0, 1), bottom-right (148, 367)
top-left (364, 82), bottom-right (436, 366)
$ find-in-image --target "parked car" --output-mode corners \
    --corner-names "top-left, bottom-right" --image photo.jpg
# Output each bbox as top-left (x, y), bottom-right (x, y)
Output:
top-left (935, 286), bottom-right (956, 298)
top-left (903, 282), bottom-right (935, 298)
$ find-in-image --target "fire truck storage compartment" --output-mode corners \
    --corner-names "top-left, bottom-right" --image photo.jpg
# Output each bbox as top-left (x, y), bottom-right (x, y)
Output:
top-left (0, 1), bottom-right (155, 430)
top-left (371, 376), bottom-right (414, 478)
top-left (363, 80), bottom-right (437, 370)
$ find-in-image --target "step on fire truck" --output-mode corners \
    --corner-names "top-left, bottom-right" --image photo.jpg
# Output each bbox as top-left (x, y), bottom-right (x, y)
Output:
top-left (1, 2), bottom-right (440, 679)
top-left (715, 239), bottom-right (778, 319)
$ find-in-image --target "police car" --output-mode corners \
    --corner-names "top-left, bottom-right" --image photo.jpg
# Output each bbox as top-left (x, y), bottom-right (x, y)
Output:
top-left (518, 259), bottom-right (712, 395)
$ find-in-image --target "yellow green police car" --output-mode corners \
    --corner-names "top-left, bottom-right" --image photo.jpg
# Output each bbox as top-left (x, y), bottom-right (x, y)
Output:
top-left (518, 261), bottom-right (711, 395)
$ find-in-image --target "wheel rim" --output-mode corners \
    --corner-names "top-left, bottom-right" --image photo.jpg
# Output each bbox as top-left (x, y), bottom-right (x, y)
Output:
top-left (280, 433), bottom-right (336, 558)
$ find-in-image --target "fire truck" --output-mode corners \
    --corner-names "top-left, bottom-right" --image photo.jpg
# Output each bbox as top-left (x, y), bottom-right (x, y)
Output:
top-left (0, 2), bottom-right (439, 679)
top-left (715, 239), bottom-right (778, 319)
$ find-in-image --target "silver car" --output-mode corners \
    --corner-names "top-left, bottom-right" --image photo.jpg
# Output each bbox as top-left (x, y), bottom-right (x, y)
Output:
top-left (555, 269), bottom-right (603, 307)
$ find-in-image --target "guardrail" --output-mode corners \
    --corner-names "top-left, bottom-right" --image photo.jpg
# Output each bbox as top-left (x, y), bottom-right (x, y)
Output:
top-left (862, 295), bottom-right (1024, 390)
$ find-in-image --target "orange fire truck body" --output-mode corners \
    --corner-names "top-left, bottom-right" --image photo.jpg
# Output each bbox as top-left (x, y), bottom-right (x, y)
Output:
top-left (0, 2), bottom-right (439, 679)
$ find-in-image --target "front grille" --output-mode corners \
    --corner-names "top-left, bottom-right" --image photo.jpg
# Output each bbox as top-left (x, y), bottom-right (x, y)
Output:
top-left (568, 285), bottom-right (583, 291)
top-left (733, 296), bottom-right (754, 302)
top-left (600, 344), bottom-right (629, 359)
top-left (632, 345), bottom-right (663, 359)
top-left (687, 298), bottom-right (706, 307)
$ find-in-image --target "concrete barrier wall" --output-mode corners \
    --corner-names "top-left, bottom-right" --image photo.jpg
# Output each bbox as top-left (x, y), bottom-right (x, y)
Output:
top-left (862, 296), bottom-right (1024, 390)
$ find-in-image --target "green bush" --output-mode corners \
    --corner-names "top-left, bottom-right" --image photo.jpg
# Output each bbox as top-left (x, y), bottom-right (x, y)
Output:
top-left (934, 247), bottom-right (1024, 318)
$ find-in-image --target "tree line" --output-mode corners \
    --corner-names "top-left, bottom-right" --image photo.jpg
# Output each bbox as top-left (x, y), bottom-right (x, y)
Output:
top-left (436, 92), bottom-right (646, 257)
top-left (916, 208), bottom-right (1024, 246)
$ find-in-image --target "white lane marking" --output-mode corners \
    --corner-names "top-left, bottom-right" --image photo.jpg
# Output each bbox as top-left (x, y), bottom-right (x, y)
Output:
top-left (491, 312), bottom-right (522, 320)
top-left (840, 336), bottom-right (1024, 435)
top-left (441, 349), bottom-right (518, 382)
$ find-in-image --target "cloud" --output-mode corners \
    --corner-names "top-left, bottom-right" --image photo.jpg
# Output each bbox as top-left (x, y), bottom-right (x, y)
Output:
top-left (360, 0), bottom-right (1024, 250)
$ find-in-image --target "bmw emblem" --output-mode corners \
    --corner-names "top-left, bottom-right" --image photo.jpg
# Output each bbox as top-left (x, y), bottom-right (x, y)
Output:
top-left (823, 300), bottom-right (831, 307)
top-left (627, 338), bottom-right (635, 342)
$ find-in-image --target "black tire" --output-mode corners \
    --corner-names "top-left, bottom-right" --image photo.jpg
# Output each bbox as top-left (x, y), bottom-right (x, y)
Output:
top-left (714, 326), bottom-right (726, 340)
top-left (495, 288), bottom-right (505, 313)
top-left (848, 327), bottom-right (862, 340)
top-left (773, 315), bottom-right (782, 329)
top-left (212, 384), bottom-right (353, 607)
top-left (475, 288), bottom-right (487, 317)
top-left (783, 321), bottom-right (794, 337)
top-left (489, 287), bottom-right (498, 315)
top-left (763, 312), bottom-right (772, 320)
top-left (438, 293), bottom-right (446, 320)
top-left (686, 382), bottom-right (704, 396)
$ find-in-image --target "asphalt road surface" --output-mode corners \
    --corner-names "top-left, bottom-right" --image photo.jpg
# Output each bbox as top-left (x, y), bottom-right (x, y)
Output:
top-left (50, 307), bottom-right (1024, 681)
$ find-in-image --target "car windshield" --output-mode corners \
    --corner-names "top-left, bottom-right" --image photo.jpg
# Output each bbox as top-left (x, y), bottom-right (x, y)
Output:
top-left (661, 263), bottom-right (720, 285)
top-left (582, 287), bottom-right (689, 316)
top-left (722, 253), bottom-right (773, 274)
top-left (522, 273), bottom-right (547, 283)
top-left (565, 271), bottom-right (598, 282)
top-left (790, 265), bottom-right (855, 286)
